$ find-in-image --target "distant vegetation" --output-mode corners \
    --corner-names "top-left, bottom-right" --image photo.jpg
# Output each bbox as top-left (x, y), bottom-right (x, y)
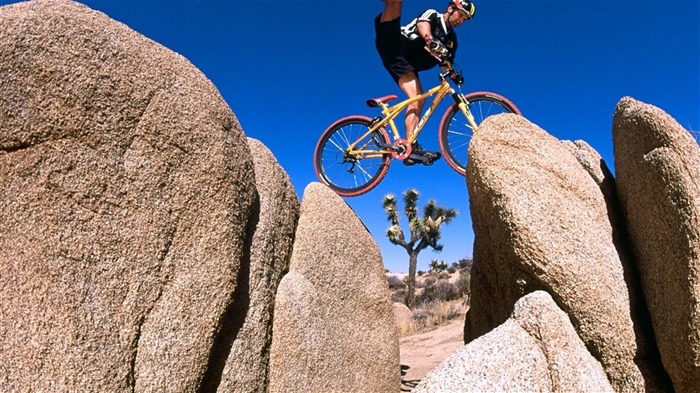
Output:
top-left (382, 188), bottom-right (457, 309)
top-left (388, 258), bottom-right (472, 335)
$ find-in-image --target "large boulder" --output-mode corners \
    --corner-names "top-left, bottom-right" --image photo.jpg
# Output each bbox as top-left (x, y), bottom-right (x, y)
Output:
top-left (0, 0), bottom-right (258, 391)
top-left (392, 301), bottom-right (414, 335)
top-left (613, 97), bottom-right (700, 392)
top-left (563, 140), bottom-right (617, 202)
top-left (465, 114), bottom-right (668, 392)
top-left (414, 291), bottom-right (614, 392)
top-left (268, 182), bottom-right (400, 393)
top-left (214, 138), bottom-right (300, 393)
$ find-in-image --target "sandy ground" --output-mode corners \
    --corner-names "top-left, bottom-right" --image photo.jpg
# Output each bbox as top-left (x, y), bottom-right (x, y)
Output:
top-left (399, 317), bottom-right (466, 392)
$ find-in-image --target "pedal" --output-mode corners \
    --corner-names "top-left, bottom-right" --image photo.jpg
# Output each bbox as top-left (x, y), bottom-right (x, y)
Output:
top-left (403, 158), bottom-right (417, 166)
top-left (403, 151), bottom-right (441, 166)
top-left (422, 152), bottom-right (441, 166)
top-left (407, 153), bottom-right (429, 163)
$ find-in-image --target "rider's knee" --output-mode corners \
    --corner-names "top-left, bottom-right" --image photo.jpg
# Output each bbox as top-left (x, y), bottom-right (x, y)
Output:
top-left (380, 1), bottom-right (402, 22)
top-left (409, 98), bottom-right (425, 113)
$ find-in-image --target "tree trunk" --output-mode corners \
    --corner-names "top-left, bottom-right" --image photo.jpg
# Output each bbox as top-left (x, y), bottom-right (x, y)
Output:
top-left (405, 251), bottom-right (418, 309)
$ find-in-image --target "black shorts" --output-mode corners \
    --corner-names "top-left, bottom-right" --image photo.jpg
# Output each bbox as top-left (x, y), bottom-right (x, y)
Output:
top-left (374, 13), bottom-right (414, 84)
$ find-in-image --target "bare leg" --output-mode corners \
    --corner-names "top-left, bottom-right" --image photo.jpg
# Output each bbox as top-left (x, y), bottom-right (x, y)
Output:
top-left (380, 0), bottom-right (402, 22)
top-left (397, 71), bottom-right (425, 141)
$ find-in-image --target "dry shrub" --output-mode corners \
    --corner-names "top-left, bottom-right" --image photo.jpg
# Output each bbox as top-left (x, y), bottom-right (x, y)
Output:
top-left (435, 271), bottom-right (450, 280)
top-left (391, 289), bottom-right (407, 304)
top-left (418, 276), bottom-right (436, 288)
top-left (386, 274), bottom-right (405, 289)
top-left (456, 270), bottom-right (470, 297)
top-left (390, 270), bottom-right (472, 336)
top-left (418, 279), bottom-right (459, 305)
top-left (397, 318), bottom-right (419, 336)
top-left (397, 315), bottom-right (419, 336)
top-left (397, 300), bottom-right (466, 336)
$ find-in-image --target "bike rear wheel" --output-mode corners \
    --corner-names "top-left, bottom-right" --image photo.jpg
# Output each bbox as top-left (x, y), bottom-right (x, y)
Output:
top-left (438, 92), bottom-right (520, 175)
top-left (314, 115), bottom-right (392, 197)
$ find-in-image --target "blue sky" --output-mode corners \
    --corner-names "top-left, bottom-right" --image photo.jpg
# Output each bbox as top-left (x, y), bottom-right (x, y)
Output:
top-left (4, 0), bottom-right (698, 273)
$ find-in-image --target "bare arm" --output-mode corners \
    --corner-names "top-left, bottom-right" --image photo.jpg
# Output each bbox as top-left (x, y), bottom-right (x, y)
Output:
top-left (418, 20), bottom-right (450, 70)
top-left (417, 20), bottom-right (433, 43)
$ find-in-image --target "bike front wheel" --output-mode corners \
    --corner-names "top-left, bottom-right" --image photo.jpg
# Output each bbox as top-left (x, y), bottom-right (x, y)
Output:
top-left (314, 115), bottom-right (392, 197)
top-left (438, 92), bottom-right (521, 175)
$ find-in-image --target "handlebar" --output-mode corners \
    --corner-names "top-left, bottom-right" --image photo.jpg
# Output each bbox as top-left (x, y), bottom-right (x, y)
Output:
top-left (439, 62), bottom-right (465, 85)
top-left (423, 43), bottom-right (465, 85)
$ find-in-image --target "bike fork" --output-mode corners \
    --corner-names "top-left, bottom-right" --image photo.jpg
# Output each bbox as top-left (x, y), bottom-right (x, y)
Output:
top-left (453, 92), bottom-right (479, 131)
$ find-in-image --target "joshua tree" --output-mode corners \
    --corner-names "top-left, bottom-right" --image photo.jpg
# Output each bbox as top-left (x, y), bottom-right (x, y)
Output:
top-left (382, 188), bottom-right (457, 309)
top-left (429, 259), bottom-right (448, 273)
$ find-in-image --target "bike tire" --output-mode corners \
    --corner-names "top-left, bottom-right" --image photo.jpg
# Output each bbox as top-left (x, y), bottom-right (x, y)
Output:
top-left (313, 115), bottom-right (392, 197)
top-left (438, 92), bottom-right (521, 175)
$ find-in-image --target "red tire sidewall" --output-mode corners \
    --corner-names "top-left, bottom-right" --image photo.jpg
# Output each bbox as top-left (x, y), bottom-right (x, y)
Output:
top-left (465, 91), bottom-right (522, 115)
top-left (437, 92), bottom-right (521, 175)
top-left (437, 103), bottom-right (466, 175)
top-left (313, 115), bottom-right (391, 197)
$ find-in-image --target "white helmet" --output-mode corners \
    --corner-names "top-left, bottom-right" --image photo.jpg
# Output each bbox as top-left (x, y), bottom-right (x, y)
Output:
top-left (451, 0), bottom-right (475, 18)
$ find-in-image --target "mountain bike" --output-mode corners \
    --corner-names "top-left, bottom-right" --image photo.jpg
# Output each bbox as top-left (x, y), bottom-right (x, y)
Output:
top-left (313, 60), bottom-right (520, 197)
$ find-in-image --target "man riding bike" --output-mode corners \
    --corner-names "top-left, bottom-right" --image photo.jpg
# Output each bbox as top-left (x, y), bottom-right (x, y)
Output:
top-left (374, 0), bottom-right (475, 165)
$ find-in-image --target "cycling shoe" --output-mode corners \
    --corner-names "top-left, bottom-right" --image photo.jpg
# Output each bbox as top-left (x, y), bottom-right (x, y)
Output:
top-left (403, 146), bottom-right (441, 166)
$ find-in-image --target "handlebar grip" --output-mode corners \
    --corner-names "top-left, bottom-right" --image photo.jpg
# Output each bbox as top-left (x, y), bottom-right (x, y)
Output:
top-left (451, 73), bottom-right (465, 85)
top-left (427, 39), bottom-right (448, 59)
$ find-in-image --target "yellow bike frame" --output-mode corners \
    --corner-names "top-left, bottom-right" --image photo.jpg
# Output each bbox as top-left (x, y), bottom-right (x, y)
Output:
top-left (347, 67), bottom-right (478, 159)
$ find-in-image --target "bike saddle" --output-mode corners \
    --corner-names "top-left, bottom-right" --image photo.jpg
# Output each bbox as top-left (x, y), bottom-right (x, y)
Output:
top-left (366, 95), bottom-right (398, 108)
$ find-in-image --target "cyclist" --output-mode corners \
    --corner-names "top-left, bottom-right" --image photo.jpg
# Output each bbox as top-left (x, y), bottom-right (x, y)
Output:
top-left (374, 0), bottom-right (475, 165)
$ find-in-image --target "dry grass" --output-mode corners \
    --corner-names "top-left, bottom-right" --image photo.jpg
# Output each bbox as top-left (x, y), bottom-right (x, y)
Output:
top-left (387, 270), bottom-right (471, 336)
top-left (397, 299), bottom-right (467, 337)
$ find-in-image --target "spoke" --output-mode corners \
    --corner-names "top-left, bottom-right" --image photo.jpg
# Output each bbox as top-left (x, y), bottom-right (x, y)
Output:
top-left (449, 139), bottom-right (469, 151)
top-left (327, 136), bottom-right (345, 153)
top-left (475, 102), bottom-right (485, 122)
top-left (337, 126), bottom-right (351, 147)
top-left (447, 129), bottom-right (468, 136)
top-left (315, 118), bottom-right (389, 194)
top-left (355, 162), bottom-right (376, 182)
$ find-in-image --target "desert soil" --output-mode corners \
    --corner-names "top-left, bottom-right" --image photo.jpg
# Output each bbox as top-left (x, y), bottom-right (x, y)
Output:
top-left (399, 317), bottom-right (465, 392)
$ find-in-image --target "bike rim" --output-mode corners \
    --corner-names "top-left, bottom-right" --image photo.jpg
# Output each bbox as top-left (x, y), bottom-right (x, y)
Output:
top-left (316, 119), bottom-right (389, 195)
top-left (443, 95), bottom-right (518, 172)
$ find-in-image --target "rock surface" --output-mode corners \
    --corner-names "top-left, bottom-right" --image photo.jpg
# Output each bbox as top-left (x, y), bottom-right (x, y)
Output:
top-left (2, 0), bottom-right (696, 391)
top-left (614, 97), bottom-right (700, 393)
top-left (215, 138), bottom-right (300, 393)
top-left (415, 291), bottom-right (614, 392)
top-left (268, 183), bottom-right (400, 393)
top-left (0, 1), bottom-right (258, 391)
top-left (393, 301), bottom-right (414, 335)
top-left (465, 113), bottom-right (667, 392)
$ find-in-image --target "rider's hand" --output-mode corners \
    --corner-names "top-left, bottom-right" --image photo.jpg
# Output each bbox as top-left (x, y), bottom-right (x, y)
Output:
top-left (427, 38), bottom-right (448, 60)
